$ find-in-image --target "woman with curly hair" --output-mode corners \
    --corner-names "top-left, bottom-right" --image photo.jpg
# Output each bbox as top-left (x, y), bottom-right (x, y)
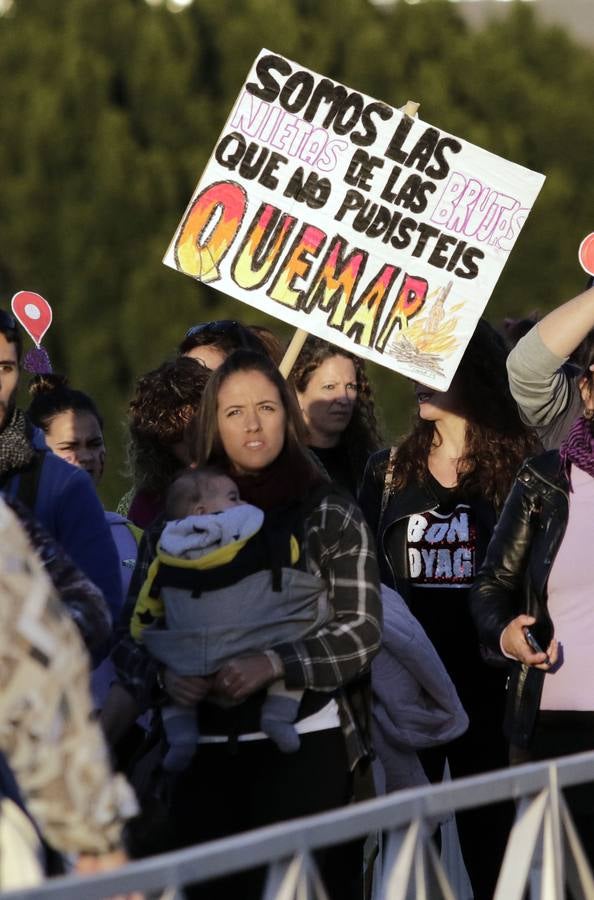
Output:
top-left (125, 357), bottom-right (210, 528)
top-left (359, 318), bottom-right (540, 900)
top-left (291, 336), bottom-right (382, 496)
top-left (27, 373), bottom-right (138, 614)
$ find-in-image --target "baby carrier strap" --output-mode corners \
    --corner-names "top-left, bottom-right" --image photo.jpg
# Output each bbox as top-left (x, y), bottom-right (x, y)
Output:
top-left (259, 507), bottom-right (301, 591)
top-left (260, 480), bottom-right (348, 585)
top-left (126, 522), bottom-right (143, 545)
top-left (151, 516), bottom-right (298, 599)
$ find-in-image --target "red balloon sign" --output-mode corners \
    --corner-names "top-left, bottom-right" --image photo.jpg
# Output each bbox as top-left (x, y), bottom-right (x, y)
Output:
top-left (578, 233), bottom-right (594, 277)
top-left (11, 291), bottom-right (53, 347)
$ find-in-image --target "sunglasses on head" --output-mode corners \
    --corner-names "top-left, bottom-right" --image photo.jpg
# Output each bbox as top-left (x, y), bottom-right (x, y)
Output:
top-left (185, 320), bottom-right (242, 339)
top-left (185, 320), bottom-right (266, 353)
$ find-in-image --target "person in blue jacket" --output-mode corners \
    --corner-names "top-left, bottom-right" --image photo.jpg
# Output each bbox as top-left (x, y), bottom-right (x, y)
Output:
top-left (0, 309), bottom-right (121, 623)
top-left (27, 372), bottom-right (141, 601)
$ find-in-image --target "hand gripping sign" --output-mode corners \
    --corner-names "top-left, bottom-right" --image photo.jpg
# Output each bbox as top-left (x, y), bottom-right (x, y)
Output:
top-left (164, 49), bottom-right (545, 389)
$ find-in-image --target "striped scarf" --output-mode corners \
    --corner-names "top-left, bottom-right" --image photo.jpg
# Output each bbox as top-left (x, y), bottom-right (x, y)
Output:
top-left (559, 415), bottom-right (594, 488)
top-left (0, 408), bottom-right (35, 476)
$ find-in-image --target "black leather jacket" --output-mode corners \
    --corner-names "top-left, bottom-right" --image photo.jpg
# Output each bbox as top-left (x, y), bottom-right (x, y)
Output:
top-left (469, 450), bottom-right (570, 747)
top-left (359, 448), bottom-right (497, 599)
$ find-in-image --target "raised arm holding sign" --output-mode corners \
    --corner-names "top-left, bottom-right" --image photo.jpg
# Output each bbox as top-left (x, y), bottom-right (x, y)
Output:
top-left (506, 233), bottom-right (594, 449)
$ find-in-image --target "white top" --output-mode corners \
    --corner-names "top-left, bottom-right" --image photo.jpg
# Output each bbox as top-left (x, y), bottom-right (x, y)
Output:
top-left (541, 465), bottom-right (594, 711)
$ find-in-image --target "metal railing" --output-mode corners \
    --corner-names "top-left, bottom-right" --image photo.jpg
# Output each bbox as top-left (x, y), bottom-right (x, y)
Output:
top-left (4, 749), bottom-right (594, 899)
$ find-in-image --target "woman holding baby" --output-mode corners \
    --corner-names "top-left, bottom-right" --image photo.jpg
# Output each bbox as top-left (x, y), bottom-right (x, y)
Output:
top-left (106, 349), bottom-right (382, 899)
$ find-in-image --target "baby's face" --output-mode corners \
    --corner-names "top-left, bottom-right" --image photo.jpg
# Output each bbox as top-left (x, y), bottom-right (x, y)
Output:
top-left (194, 475), bottom-right (243, 515)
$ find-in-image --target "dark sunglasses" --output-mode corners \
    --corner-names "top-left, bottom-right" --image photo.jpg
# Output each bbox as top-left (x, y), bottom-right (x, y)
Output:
top-left (185, 320), bottom-right (266, 353)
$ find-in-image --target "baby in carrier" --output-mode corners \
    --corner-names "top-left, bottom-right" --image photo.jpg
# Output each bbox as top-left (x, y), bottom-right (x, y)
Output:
top-left (131, 466), bottom-right (329, 772)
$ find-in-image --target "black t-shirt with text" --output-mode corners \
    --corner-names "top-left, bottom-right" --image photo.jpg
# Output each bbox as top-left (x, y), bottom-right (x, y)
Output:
top-left (404, 476), bottom-right (503, 704)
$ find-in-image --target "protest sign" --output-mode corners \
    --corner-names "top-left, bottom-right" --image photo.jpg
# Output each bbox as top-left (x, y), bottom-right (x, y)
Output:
top-left (164, 50), bottom-right (545, 389)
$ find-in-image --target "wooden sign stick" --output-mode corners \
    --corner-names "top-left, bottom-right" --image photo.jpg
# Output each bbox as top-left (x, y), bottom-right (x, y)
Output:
top-left (278, 100), bottom-right (421, 379)
top-left (402, 99), bottom-right (420, 118)
top-left (279, 328), bottom-right (309, 378)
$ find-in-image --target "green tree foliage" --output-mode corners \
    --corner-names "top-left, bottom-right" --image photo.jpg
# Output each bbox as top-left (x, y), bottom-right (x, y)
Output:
top-left (1, 0), bottom-right (593, 504)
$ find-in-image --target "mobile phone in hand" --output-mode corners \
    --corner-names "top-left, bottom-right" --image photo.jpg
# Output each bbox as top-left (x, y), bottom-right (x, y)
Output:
top-left (523, 627), bottom-right (545, 655)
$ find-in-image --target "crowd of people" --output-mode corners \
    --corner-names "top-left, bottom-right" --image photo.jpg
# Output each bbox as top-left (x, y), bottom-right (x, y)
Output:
top-left (0, 282), bottom-right (593, 898)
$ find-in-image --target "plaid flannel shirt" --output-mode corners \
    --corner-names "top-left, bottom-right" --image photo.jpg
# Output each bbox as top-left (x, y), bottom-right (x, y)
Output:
top-left (111, 492), bottom-right (382, 769)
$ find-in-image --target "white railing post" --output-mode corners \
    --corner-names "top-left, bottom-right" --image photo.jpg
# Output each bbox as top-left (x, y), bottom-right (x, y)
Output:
top-left (540, 764), bottom-right (564, 899)
top-left (423, 835), bottom-right (457, 900)
top-left (263, 852), bottom-right (330, 900)
top-left (378, 817), bottom-right (455, 900)
top-left (560, 793), bottom-right (594, 900)
top-left (494, 790), bottom-right (548, 900)
top-left (379, 820), bottom-right (421, 900)
top-left (263, 856), bottom-right (300, 900)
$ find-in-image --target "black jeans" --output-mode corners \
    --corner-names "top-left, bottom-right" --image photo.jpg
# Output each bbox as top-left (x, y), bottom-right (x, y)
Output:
top-left (169, 728), bottom-right (364, 900)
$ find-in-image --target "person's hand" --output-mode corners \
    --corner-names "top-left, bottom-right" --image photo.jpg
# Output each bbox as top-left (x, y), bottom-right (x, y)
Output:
top-left (162, 670), bottom-right (212, 706)
top-left (500, 615), bottom-right (558, 670)
top-left (75, 848), bottom-right (143, 899)
top-left (212, 655), bottom-right (277, 702)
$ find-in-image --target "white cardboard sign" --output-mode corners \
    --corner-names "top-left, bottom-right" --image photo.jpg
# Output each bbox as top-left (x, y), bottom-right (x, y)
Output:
top-left (164, 49), bottom-right (545, 389)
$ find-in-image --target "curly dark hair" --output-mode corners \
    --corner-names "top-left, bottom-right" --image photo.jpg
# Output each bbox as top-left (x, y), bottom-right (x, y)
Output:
top-left (290, 336), bottom-right (383, 489)
top-left (390, 319), bottom-right (540, 511)
top-left (127, 357), bottom-right (210, 496)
